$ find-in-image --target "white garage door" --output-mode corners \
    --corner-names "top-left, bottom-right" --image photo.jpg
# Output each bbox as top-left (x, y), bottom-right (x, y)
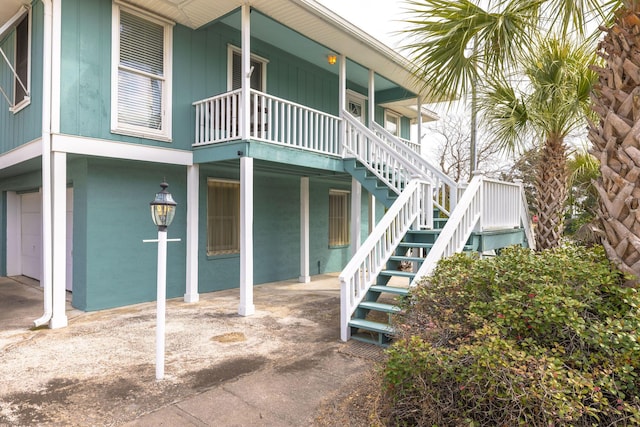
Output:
top-left (20, 192), bottom-right (42, 281)
top-left (17, 189), bottom-right (73, 290)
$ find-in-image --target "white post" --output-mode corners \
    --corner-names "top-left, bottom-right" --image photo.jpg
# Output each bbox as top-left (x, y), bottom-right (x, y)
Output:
top-left (50, 151), bottom-right (68, 329)
top-left (299, 177), bottom-right (310, 283)
top-left (351, 177), bottom-right (361, 256)
top-left (368, 69), bottom-right (375, 128)
top-left (156, 229), bottom-right (167, 380)
top-left (368, 193), bottom-right (375, 234)
top-left (416, 96), bottom-right (423, 156)
top-left (239, 156), bottom-right (255, 316)
top-left (338, 54), bottom-right (346, 151)
top-left (184, 164), bottom-right (199, 303)
top-left (240, 4), bottom-right (251, 141)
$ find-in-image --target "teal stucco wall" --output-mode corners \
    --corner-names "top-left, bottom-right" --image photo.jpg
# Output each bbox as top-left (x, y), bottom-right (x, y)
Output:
top-left (68, 157), bottom-right (187, 311)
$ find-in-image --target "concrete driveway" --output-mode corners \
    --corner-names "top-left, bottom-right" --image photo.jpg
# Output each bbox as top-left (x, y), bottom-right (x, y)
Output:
top-left (0, 275), bottom-right (380, 426)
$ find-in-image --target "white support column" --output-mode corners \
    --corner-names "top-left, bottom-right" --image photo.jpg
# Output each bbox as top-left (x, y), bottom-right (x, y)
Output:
top-left (299, 177), bottom-right (310, 283)
top-left (339, 54), bottom-right (347, 152)
top-left (50, 151), bottom-right (68, 329)
top-left (239, 156), bottom-right (255, 316)
top-left (368, 193), bottom-right (375, 234)
top-left (368, 69), bottom-right (375, 128)
top-left (184, 164), bottom-right (199, 303)
top-left (350, 177), bottom-right (362, 256)
top-left (339, 55), bottom-right (346, 114)
top-left (240, 4), bottom-right (251, 141)
top-left (416, 96), bottom-right (423, 156)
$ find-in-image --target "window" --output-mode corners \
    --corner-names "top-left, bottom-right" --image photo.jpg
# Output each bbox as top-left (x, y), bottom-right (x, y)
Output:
top-left (329, 190), bottom-right (350, 247)
top-left (207, 179), bottom-right (240, 255)
top-left (111, 3), bottom-right (173, 140)
top-left (13, 13), bottom-right (29, 108)
top-left (0, 6), bottom-right (31, 113)
top-left (384, 110), bottom-right (400, 136)
top-left (228, 46), bottom-right (267, 91)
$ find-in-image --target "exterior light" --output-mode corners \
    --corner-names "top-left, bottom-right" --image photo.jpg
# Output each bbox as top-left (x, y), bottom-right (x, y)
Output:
top-left (150, 181), bottom-right (177, 231)
top-left (327, 54), bottom-right (337, 65)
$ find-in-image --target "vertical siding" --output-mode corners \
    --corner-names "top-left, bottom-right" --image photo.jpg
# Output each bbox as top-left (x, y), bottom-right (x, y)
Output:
top-left (69, 157), bottom-right (187, 311)
top-left (0, 0), bottom-right (44, 154)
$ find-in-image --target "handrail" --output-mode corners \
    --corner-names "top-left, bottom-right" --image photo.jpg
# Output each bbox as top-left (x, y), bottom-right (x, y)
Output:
top-left (371, 121), bottom-right (458, 216)
top-left (342, 112), bottom-right (426, 196)
top-left (193, 89), bottom-right (342, 155)
top-left (339, 179), bottom-right (432, 341)
top-left (411, 173), bottom-right (526, 283)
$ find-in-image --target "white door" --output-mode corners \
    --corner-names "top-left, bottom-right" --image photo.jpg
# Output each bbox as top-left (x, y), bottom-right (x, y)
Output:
top-left (20, 192), bottom-right (42, 281)
top-left (66, 188), bottom-right (73, 291)
top-left (347, 95), bottom-right (365, 124)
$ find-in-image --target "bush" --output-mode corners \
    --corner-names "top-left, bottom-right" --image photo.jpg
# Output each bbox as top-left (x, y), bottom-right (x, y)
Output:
top-left (382, 245), bottom-right (640, 426)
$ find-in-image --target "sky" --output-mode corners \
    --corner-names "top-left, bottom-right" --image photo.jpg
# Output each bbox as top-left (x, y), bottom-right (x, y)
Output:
top-left (317, 0), bottom-right (409, 49)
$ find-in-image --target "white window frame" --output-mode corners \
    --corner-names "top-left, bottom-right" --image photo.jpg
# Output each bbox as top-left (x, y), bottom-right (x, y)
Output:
top-left (111, 1), bottom-right (174, 141)
top-left (227, 44), bottom-right (268, 92)
top-left (329, 189), bottom-right (350, 248)
top-left (384, 109), bottom-right (401, 137)
top-left (346, 90), bottom-right (366, 124)
top-left (207, 178), bottom-right (241, 256)
top-left (0, 6), bottom-right (31, 113)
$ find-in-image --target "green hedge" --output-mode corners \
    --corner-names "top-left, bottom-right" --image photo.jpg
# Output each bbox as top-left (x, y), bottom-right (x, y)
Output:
top-left (383, 245), bottom-right (640, 426)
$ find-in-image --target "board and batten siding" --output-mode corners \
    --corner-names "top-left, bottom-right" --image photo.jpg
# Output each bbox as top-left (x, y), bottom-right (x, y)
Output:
top-left (0, 1), bottom-right (44, 155)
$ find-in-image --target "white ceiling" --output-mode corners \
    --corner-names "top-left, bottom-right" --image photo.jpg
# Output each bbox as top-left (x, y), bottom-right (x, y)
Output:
top-left (1, 0), bottom-right (30, 30)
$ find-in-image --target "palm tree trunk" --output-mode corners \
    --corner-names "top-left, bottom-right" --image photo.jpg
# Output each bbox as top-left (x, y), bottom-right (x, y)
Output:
top-left (589, 6), bottom-right (640, 280)
top-left (535, 137), bottom-right (568, 250)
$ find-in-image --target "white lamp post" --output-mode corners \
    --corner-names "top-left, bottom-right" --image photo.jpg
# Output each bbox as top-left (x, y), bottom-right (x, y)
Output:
top-left (149, 180), bottom-right (177, 380)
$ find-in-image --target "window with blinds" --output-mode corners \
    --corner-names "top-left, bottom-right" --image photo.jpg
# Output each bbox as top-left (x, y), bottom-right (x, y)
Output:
top-left (227, 45), bottom-right (268, 92)
top-left (14, 14), bottom-right (29, 107)
top-left (329, 190), bottom-right (350, 247)
top-left (207, 179), bottom-right (241, 255)
top-left (112, 5), bottom-right (172, 139)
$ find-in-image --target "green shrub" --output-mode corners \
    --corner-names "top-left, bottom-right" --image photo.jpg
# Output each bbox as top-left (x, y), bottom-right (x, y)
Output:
top-left (382, 245), bottom-right (640, 426)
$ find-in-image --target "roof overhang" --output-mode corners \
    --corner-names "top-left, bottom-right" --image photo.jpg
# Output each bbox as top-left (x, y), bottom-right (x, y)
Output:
top-left (113, 0), bottom-right (436, 103)
top-left (0, 0), bottom-right (30, 37)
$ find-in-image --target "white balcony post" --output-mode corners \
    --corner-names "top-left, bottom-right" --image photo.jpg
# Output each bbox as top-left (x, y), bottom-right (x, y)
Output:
top-left (184, 164), bottom-right (199, 303)
top-left (351, 178), bottom-right (362, 256)
top-left (368, 69), bottom-right (375, 128)
top-left (240, 4), bottom-right (251, 141)
top-left (338, 54), bottom-right (346, 152)
top-left (299, 177), bottom-right (310, 283)
top-left (416, 96), bottom-right (423, 156)
top-left (239, 156), bottom-right (255, 316)
top-left (50, 151), bottom-right (68, 329)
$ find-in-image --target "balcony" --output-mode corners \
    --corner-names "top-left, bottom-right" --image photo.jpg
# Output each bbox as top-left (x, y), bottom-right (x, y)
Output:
top-left (193, 89), bottom-right (343, 157)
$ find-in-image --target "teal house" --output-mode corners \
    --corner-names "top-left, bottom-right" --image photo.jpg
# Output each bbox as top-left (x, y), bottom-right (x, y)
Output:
top-left (0, 0), bottom-right (531, 342)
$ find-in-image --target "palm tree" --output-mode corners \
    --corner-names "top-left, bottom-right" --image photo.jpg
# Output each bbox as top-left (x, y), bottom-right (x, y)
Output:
top-left (588, 2), bottom-right (640, 280)
top-left (402, 0), bottom-right (614, 250)
top-left (481, 37), bottom-right (597, 249)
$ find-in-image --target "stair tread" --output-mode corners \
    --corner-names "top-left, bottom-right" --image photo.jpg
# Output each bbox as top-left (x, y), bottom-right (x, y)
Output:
top-left (370, 285), bottom-right (410, 296)
top-left (348, 318), bottom-right (394, 334)
top-left (389, 256), bottom-right (424, 263)
top-left (358, 300), bottom-right (402, 313)
top-left (380, 270), bottom-right (415, 278)
top-left (398, 242), bottom-right (434, 248)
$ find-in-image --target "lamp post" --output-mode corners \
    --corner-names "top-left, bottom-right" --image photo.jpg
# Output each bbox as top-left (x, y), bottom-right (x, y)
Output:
top-left (149, 180), bottom-right (176, 380)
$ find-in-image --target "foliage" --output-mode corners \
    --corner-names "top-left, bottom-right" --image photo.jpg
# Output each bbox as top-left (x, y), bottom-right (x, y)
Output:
top-left (382, 245), bottom-right (640, 426)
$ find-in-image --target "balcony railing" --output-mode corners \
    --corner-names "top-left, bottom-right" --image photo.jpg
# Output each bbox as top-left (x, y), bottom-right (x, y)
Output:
top-left (193, 89), bottom-right (342, 156)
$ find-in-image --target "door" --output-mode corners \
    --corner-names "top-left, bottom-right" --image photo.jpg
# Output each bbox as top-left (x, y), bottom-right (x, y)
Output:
top-left (20, 191), bottom-right (42, 281)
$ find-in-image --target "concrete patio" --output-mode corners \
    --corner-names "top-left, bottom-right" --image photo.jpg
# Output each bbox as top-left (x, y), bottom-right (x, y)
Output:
top-left (0, 275), bottom-right (382, 426)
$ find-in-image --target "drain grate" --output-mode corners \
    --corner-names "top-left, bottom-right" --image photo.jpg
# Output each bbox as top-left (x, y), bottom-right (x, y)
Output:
top-left (339, 340), bottom-right (387, 363)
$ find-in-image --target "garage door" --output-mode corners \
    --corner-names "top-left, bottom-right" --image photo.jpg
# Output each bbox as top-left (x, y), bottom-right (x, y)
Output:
top-left (20, 192), bottom-right (42, 281)
top-left (17, 189), bottom-right (73, 290)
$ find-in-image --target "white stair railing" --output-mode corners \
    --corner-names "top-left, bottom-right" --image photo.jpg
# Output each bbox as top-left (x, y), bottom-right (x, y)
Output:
top-left (372, 122), bottom-right (458, 216)
top-left (342, 112), bottom-right (426, 196)
top-left (339, 179), bottom-right (432, 341)
top-left (412, 173), bottom-right (525, 283)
